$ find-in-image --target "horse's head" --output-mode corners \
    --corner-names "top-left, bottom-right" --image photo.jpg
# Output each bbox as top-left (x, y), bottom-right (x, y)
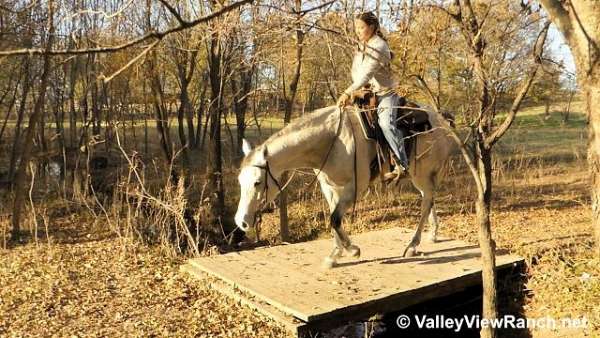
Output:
top-left (234, 139), bottom-right (281, 232)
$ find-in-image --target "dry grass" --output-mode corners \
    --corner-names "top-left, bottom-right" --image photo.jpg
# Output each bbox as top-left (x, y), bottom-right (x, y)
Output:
top-left (0, 104), bottom-right (598, 337)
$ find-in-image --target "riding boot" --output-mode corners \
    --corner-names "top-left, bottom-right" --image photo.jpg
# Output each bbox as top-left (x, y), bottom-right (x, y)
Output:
top-left (383, 156), bottom-right (408, 182)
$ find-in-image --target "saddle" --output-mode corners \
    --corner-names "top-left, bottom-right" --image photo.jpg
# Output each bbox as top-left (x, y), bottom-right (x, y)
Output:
top-left (352, 88), bottom-right (433, 180)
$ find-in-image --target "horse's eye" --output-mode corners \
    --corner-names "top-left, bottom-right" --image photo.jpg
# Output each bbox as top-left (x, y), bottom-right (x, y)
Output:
top-left (254, 181), bottom-right (261, 187)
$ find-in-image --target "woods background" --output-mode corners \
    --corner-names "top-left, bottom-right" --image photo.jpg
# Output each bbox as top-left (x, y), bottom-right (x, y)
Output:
top-left (0, 0), bottom-right (571, 245)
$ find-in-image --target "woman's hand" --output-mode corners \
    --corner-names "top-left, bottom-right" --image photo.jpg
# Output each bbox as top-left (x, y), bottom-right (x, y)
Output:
top-left (336, 92), bottom-right (351, 108)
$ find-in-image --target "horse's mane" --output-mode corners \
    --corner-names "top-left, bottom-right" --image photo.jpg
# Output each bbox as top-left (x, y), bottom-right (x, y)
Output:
top-left (240, 106), bottom-right (337, 168)
top-left (268, 106), bottom-right (337, 140)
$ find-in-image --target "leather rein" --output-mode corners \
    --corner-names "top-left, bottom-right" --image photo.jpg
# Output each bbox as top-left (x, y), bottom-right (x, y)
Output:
top-left (249, 107), bottom-right (348, 231)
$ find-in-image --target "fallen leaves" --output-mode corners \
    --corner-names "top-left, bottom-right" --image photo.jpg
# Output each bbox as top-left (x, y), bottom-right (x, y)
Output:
top-left (0, 239), bottom-right (288, 337)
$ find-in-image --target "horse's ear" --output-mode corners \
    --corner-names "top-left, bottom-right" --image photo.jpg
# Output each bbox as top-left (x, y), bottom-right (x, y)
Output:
top-left (242, 138), bottom-right (252, 156)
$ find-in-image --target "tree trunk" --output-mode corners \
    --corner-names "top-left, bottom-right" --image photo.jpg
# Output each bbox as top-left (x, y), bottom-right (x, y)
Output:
top-left (52, 92), bottom-right (66, 184)
top-left (231, 67), bottom-right (252, 161)
top-left (175, 52), bottom-right (197, 162)
top-left (39, 103), bottom-right (48, 155)
top-left (0, 79), bottom-right (20, 147)
top-left (12, 0), bottom-right (55, 240)
top-left (208, 26), bottom-right (225, 222)
top-left (8, 59), bottom-right (32, 183)
top-left (195, 78), bottom-right (207, 150)
top-left (587, 81), bottom-right (600, 257)
top-left (177, 85), bottom-right (191, 164)
top-left (537, 0), bottom-right (600, 256)
top-left (562, 90), bottom-right (574, 123)
top-left (277, 0), bottom-right (304, 242)
top-left (185, 89), bottom-right (196, 150)
top-left (68, 59), bottom-right (78, 148)
top-left (148, 59), bottom-right (173, 164)
top-left (91, 73), bottom-right (101, 136)
top-left (476, 144), bottom-right (497, 338)
top-left (283, 0), bottom-right (304, 124)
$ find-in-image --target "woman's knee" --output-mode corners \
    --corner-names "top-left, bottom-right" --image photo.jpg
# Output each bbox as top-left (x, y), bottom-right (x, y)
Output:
top-left (378, 96), bottom-right (398, 126)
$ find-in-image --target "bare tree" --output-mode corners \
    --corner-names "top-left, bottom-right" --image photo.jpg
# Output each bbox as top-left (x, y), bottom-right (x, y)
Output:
top-left (11, 0), bottom-right (55, 240)
top-left (423, 2), bottom-right (550, 337)
top-left (278, 0), bottom-right (307, 242)
top-left (8, 57), bottom-right (32, 183)
top-left (537, 0), bottom-right (600, 256)
top-left (207, 1), bottom-right (229, 223)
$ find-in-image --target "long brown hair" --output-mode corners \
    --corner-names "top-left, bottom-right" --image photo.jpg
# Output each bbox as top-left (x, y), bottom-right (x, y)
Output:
top-left (355, 12), bottom-right (387, 42)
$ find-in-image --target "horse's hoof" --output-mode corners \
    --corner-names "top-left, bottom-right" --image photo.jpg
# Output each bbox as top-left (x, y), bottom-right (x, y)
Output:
top-left (347, 245), bottom-right (361, 258)
top-left (322, 257), bottom-right (337, 269)
top-left (426, 233), bottom-right (438, 243)
top-left (403, 246), bottom-right (417, 258)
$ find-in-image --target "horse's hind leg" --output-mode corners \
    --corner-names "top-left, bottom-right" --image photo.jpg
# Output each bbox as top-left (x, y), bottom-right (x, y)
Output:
top-left (426, 171), bottom-right (442, 243)
top-left (426, 203), bottom-right (440, 243)
top-left (403, 174), bottom-right (435, 257)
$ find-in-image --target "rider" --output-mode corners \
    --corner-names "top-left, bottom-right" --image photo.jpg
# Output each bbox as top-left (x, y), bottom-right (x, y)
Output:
top-left (336, 11), bottom-right (408, 179)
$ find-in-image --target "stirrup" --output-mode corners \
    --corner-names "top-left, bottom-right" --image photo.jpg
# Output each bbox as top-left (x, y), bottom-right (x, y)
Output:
top-left (383, 159), bottom-right (408, 183)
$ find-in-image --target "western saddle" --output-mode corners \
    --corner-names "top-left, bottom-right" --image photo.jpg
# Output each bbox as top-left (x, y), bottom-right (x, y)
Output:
top-left (351, 87), bottom-right (433, 181)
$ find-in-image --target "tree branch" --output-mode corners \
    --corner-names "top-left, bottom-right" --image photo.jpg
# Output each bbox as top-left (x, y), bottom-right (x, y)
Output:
top-left (485, 21), bottom-right (550, 148)
top-left (99, 40), bottom-right (160, 84)
top-left (423, 3), bottom-right (462, 25)
top-left (0, 0), bottom-right (253, 57)
top-left (157, 0), bottom-right (186, 25)
top-left (410, 74), bottom-right (440, 112)
top-left (295, 0), bottom-right (336, 16)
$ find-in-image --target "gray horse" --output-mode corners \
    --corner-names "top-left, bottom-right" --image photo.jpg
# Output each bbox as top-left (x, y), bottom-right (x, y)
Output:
top-left (234, 105), bottom-right (456, 268)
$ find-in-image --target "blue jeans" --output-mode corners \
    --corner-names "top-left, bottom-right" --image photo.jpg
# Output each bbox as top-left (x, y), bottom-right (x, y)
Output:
top-left (377, 93), bottom-right (408, 168)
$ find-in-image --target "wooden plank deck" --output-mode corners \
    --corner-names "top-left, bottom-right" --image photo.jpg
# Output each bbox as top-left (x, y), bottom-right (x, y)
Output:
top-left (182, 227), bottom-right (524, 337)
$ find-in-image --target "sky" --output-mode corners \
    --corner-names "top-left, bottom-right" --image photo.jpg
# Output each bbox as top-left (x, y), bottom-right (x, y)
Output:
top-left (547, 25), bottom-right (578, 85)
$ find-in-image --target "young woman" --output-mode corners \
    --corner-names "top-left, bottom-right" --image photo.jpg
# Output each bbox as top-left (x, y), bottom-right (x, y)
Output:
top-left (336, 12), bottom-right (408, 177)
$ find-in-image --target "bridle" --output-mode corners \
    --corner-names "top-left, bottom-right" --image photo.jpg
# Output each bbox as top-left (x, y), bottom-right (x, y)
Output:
top-left (240, 107), bottom-right (355, 234)
top-left (253, 160), bottom-right (283, 207)
top-left (248, 159), bottom-right (286, 231)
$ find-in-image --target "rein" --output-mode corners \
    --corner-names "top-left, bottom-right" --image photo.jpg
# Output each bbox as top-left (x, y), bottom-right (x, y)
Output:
top-left (250, 107), bottom-right (347, 231)
top-left (303, 107), bottom-right (346, 188)
top-left (252, 160), bottom-right (283, 205)
top-left (233, 106), bottom-right (358, 245)
top-left (251, 160), bottom-right (284, 237)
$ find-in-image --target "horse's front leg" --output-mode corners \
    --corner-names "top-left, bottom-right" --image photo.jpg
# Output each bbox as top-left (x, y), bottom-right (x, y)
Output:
top-left (319, 179), bottom-right (361, 269)
top-left (323, 205), bottom-right (361, 268)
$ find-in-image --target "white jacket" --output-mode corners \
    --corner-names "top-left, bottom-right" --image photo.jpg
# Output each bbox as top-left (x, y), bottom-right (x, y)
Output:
top-left (344, 35), bottom-right (397, 96)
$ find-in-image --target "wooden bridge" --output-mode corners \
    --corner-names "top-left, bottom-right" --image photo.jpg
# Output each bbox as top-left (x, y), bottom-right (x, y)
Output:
top-left (182, 227), bottom-right (523, 337)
